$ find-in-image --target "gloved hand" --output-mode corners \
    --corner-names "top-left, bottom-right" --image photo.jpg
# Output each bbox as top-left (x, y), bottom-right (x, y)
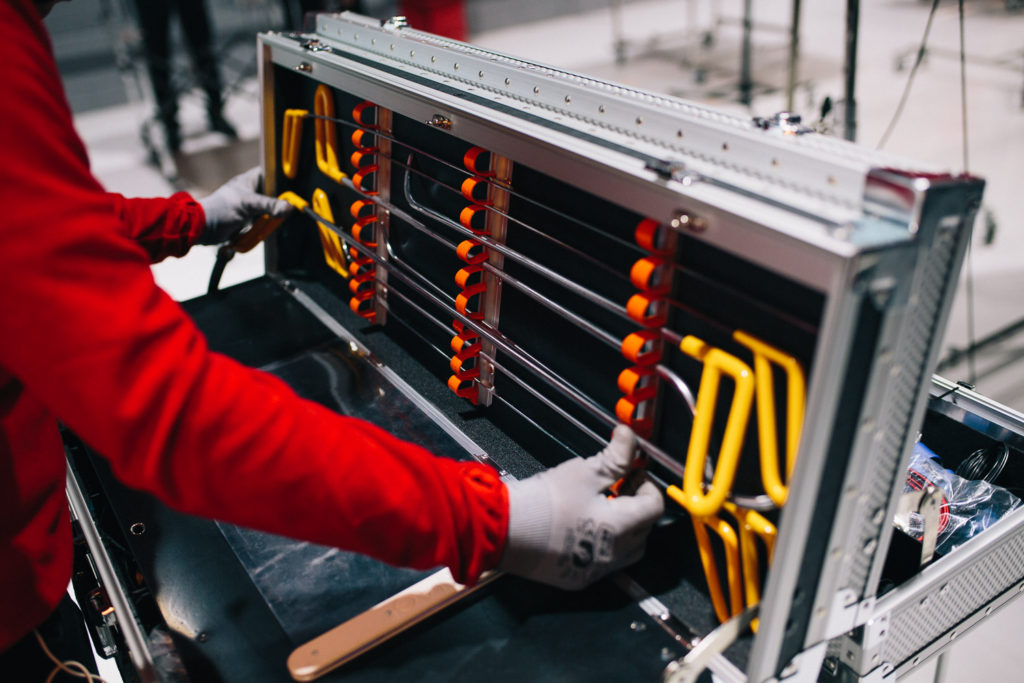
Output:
top-left (498, 425), bottom-right (664, 590)
top-left (197, 167), bottom-right (294, 245)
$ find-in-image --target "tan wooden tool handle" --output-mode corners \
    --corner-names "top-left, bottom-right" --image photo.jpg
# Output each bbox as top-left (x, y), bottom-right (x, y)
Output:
top-left (287, 568), bottom-right (500, 681)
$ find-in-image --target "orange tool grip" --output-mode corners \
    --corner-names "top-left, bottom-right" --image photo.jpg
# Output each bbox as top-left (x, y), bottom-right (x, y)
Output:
top-left (635, 218), bottom-right (670, 253)
top-left (459, 205), bottom-right (489, 234)
top-left (350, 199), bottom-right (375, 219)
top-left (449, 353), bottom-right (480, 378)
top-left (463, 147), bottom-right (495, 177)
top-left (450, 327), bottom-right (479, 353)
top-left (630, 257), bottom-right (670, 294)
top-left (352, 101), bottom-right (379, 129)
top-left (447, 375), bottom-right (479, 404)
top-left (350, 150), bottom-right (375, 169)
top-left (349, 292), bottom-right (376, 320)
top-left (617, 367), bottom-right (657, 401)
top-left (621, 330), bottom-right (662, 365)
top-left (455, 283), bottom-right (488, 320)
top-left (455, 265), bottom-right (484, 289)
top-left (456, 240), bottom-right (488, 265)
top-left (353, 216), bottom-right (378, 247)
top-left (352, 166), bottom-right (380, 195)
top-left (626, 293), bottom-right (668, 328)
top-left (614, 396), bottom-right (654, 437)
top-left (460, 177), bottom-right (491, 205)
top-left (349, 277), bottom-right (375, 295)
top-left (350, 128), bottom-right (377, 151)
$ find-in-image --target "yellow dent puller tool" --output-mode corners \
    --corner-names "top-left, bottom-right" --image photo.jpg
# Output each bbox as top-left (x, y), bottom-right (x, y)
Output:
top-left (311, 188), bottom-right (349, 278)
top-left (666, 335), bottom-right (754, 518)
top-left (734, 330), bottom-right (806, 507)
top-left (234, 191), bottom-right (309, 253)
top-left (691, 513), bottom-right (743, 624)
top-left (725, 502), bottom-right (776, 632)
top-left (692, 503), bottom-right (777, 628)
top-left (281, 109), bottom-right (308, 179)
top-left (314, 84), bottom-right (347, 184)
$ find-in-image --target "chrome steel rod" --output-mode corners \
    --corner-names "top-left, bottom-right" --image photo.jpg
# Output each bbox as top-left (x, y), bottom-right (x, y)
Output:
top-left (300, 206), bottom-right (774, 509)
top-left (401, 170), bottom-right (632, 322)
top-left (305, 112), bottom-right (645, 256)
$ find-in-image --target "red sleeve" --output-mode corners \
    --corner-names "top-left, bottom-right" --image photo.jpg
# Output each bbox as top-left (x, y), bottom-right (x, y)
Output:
top-left (0, 1), bottom-right (507, 585)
top-left (106, 192), bottom-right (206, 263)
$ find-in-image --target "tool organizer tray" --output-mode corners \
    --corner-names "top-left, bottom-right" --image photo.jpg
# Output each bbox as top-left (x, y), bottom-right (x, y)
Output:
top-left (251, 12), bottom-right (988, 681)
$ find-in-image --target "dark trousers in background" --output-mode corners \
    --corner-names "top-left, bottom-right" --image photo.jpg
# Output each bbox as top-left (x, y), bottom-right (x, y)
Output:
top-left (132, 0), bottom-right (234, 151)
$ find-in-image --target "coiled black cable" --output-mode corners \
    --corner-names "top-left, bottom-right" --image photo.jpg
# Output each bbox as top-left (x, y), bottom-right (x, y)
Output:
top-left (955, 442), bottom-right (1010, 483)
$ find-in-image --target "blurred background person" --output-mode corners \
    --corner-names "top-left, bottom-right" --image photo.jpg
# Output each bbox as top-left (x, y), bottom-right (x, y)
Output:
top-left (132, 0), bottom-right (238, 153)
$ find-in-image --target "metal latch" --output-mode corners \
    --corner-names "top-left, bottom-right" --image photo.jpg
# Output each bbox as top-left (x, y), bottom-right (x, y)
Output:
top-left (753, 111), bottom-right (814, 136)
top-left (301, 39), bottom-right (332, 53)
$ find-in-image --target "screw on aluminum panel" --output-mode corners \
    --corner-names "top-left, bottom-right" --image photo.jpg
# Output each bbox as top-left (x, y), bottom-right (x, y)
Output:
top-left (920, 597), bottom-right (929, 609)
top-left (872, 654), bottom-right (880, 665)
top-left (295, 62), bottom-right (312, 73)
top-left (504, 77), bottom-right (510, 86)
top-left (670, 213), bottom-right (707, 233)
top-left (564, 95), bottom-right (572, 104)
top-left (940, 584), bottom-right (949, 596)
top-left (426, 115), bottom-right (452, 130)
top-left (629, 620), bottom-right (646, 632)
top-left (863, 538), bottom-right (878, 555)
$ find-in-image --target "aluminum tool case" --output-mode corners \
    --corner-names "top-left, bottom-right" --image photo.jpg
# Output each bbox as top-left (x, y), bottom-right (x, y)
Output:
top-left (65, 12), bottom-right (1024, 683)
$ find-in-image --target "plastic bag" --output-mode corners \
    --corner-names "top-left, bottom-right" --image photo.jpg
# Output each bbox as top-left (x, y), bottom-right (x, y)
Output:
top-left (898, 442), bottom-right (1021, 556)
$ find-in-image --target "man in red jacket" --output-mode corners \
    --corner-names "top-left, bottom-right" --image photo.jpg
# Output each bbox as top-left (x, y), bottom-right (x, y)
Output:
top-left (0, 0), bottom-right (664, 677)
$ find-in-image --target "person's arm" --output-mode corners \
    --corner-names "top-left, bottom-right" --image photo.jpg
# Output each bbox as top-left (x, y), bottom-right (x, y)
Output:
top-left (0, 4), bottom-right (506, 584)
top-left (106, 169), bottom-right (294, 263)
top-left (106, 192), bottom-right (205, 263)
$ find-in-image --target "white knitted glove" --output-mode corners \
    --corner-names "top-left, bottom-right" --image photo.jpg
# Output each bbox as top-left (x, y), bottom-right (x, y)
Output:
top-left (498, 425), bottom-right (664, 590)
top-left (198, 167), bottom-right (293, 245)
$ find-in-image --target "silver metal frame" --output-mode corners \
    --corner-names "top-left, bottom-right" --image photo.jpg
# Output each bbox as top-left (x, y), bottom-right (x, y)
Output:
top-left (257, 14), bottom-right (985, 681)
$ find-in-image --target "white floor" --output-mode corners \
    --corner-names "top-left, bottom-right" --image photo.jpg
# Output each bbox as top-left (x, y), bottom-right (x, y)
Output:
top-left (66, 1), bottom-right (1024, 681)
